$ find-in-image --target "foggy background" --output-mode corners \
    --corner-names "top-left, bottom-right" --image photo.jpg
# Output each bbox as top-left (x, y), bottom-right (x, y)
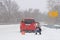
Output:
top-left (0, 0), bottom-right (60, 25)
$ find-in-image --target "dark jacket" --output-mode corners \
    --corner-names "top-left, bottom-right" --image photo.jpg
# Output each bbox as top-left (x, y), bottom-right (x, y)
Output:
top-left (36, 27), bottom-right (41, 32)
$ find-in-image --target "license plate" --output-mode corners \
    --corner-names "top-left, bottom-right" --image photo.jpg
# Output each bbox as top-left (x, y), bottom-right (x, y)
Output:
top-left (25, 24), bottom-right (30, 25)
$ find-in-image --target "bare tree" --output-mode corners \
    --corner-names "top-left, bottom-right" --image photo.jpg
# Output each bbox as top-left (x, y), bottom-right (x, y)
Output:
top-left (0, 0), bottom-right (19, 24)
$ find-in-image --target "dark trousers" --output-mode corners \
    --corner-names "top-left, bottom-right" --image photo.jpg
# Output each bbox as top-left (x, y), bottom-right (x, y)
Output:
top-left (35, 30), bottom-right (41, 35)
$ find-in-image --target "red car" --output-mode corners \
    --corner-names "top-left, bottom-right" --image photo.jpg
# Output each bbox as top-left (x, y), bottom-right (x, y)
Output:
top-left (20, 18), bottom-right (37, 33)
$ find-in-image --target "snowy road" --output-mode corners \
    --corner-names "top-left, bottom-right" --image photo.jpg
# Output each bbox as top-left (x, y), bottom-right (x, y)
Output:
top-left (0, 24), bottom-right (60, 40)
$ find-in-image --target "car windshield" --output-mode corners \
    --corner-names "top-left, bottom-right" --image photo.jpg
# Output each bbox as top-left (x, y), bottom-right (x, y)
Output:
top-left (24, 19), bottom-right (35, 24)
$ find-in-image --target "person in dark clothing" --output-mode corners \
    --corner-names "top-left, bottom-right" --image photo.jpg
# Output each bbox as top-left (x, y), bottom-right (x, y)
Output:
top-left (35, 22), bottom-right (41, 35)
top-left (35, 27), bottom-right (41, 35)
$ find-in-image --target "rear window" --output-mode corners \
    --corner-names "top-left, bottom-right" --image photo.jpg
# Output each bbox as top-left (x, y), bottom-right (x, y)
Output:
top-left (24, 19), bottom-right (35, 24)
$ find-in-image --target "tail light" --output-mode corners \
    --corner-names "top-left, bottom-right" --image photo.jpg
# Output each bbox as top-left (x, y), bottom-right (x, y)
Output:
top-left (34, 23), bottom-right (38, 27)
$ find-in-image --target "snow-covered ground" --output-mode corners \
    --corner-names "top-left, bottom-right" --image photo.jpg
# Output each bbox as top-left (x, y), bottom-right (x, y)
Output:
top-left (0, 24), bottom-right (60, 40)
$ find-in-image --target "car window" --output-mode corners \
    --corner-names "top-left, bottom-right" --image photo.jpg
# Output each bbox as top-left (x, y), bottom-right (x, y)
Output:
top-left (24, 19), bottom-right (35, 24)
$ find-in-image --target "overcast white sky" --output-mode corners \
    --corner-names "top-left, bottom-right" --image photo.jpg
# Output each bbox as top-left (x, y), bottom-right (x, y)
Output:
top-left (15, 0), bottom-right (48, 13)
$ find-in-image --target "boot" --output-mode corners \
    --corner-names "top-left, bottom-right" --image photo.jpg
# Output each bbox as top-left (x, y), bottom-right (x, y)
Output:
top-left (35, 33), bottom-right (37, 35)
